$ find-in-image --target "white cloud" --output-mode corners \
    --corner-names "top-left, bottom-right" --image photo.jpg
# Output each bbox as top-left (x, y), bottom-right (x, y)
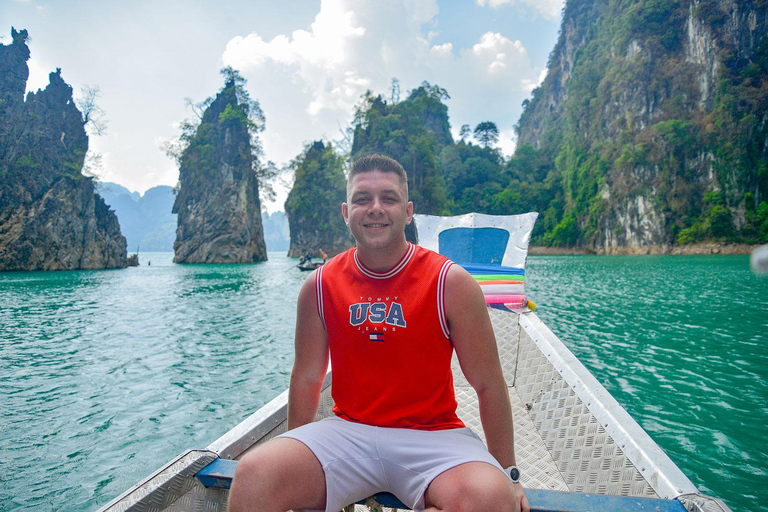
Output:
top-left (471, 32), bottom-right (526, 74)
top-left (475, 0), bottom-right (564, 21)
top-left (521, 67), bottom-right (548, 93)
top-left (224, 0), bottom-right (365, 72)
top-left (403, 0), bottom-right (439, 24)
top-left (428, 30), bottom-right (539, 141)
top-left (430, 42), bottom-right (453, 57)
top-left (221, 0), bottom-right (544, 171)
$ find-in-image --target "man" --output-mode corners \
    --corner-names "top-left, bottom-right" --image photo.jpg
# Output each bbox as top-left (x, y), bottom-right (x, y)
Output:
top-left (229, 154), bottom-right (529, 512)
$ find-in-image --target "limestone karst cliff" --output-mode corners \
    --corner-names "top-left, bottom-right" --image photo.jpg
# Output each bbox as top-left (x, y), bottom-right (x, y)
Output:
top-left (0, 28), bottom-right (127, 270)
top-left (172, 75), bottom-right (267, 264)
top-left (285, 141), bottom-right (354, 258)
top-left (513, 0), bottom-right (768, 251)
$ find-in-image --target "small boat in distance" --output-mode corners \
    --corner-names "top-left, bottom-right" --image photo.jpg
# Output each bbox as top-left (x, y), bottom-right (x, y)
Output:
top-left (99, 213), bottom-right (731, 512)
top-left (297, 260), bottom-right (323, 271)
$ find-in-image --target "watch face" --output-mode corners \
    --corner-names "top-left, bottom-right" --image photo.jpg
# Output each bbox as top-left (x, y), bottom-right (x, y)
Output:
top-left (508, 466), bottom-right (520, 482)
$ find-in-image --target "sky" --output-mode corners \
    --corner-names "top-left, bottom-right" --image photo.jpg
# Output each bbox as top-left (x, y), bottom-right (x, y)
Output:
top-left (1, 0), bottom-right (564, 212)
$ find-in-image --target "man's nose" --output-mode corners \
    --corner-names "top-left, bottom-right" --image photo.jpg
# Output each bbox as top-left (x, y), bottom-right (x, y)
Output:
top-left (368, 197), bottom-right (384, 213)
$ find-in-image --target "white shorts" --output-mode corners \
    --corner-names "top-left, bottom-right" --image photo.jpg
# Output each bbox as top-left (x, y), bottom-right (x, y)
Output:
top-left (279, 416), bottom-right (504, 512)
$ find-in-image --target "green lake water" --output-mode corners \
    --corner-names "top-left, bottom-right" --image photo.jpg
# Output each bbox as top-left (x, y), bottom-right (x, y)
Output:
top-left (1, 252), bottom-right (766, 511)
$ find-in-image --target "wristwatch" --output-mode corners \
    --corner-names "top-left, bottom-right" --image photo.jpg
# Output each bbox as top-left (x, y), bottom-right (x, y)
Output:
top-left (504, 465), bottom-right (520, 483)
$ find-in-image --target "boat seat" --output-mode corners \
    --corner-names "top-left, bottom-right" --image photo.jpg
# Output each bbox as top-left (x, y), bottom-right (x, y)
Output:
top-left (194, 458), bottom-right (687, 512)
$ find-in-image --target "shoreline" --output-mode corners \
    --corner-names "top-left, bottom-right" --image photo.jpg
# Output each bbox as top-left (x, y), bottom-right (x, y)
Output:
top-left (529, 243), bottom-right (759, 256)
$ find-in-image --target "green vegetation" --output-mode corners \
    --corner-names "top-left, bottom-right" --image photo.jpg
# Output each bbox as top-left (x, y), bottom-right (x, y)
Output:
top-left (282, 1), bottom-right (768, 250)
top-left (351, 82), bottom-right (452, 216)
top-left (508, 0), bottom-right (768, 247)
top-left (440, 141), bottom-right (506, 215)
top-left (284, 141), bottom-right (352, 255)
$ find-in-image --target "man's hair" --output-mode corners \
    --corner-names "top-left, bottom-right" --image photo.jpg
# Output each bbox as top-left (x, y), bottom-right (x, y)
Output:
top-left (348, 154), bottom-right (408, 199)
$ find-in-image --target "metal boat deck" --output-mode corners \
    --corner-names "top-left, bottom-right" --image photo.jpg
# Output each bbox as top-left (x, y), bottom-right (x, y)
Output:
top-left (98, 308), bottom-right (730, 512)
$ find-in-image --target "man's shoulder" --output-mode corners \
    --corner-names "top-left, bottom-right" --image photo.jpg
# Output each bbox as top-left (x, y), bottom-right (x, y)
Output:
top-left (411, 244), bottom-right (452, 267)
top-left (412, 243), bottom-right (444, 259)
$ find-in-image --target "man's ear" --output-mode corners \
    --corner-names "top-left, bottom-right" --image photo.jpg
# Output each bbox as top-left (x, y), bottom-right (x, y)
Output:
top-left (405, 201), bottom-right (414, 225)
top-left (342, 202), bottom-right (349, 225)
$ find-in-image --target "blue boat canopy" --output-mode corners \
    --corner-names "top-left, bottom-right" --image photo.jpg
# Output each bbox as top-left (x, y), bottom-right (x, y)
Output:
top-left (414, 212), bottom-right (538, 310)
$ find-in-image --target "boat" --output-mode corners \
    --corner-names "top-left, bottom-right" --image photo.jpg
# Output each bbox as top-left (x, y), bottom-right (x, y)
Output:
top-left (298, 260), bottom-right (324, 271)
top-left (98, 213), bottom-right (731, 512)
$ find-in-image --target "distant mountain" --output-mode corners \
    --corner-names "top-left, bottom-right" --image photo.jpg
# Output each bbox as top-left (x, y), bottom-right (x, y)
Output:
top-left (97, 182), bottom-right (176, 252)
top-left (262, 210), bottom-right (290, 252)
top-left (98, 182), bottom-right (291, 253)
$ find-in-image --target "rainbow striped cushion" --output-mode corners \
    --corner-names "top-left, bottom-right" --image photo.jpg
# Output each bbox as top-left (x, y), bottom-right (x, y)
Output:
top-left (460, 264), bottom-right (529, 309)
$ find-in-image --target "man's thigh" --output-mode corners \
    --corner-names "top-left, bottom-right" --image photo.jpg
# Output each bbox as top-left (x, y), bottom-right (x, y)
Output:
top-left (279, 417), bottom-right (384, 511)
top-left (423, 461), bottom-right (516, 512)
top-left (229, 437), bottom-right (327, 512)
top-left (377, 426), bottom-right (505, 510)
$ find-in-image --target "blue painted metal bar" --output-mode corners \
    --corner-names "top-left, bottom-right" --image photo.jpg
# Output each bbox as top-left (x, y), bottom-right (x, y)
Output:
top-left (523, 489), bottom-right (687, 512)
top-left (196, 458), bottom-right (239, 489)
top-left (196, 459), bottom-right (687, 511)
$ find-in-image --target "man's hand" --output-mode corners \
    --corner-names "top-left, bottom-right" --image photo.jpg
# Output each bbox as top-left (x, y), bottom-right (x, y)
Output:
top-left (515, 483), bottom-right (530, 512)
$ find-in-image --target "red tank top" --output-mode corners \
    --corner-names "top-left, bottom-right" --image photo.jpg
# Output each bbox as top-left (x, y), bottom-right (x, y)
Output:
top-left (316, 243), bottom-right (465, 430)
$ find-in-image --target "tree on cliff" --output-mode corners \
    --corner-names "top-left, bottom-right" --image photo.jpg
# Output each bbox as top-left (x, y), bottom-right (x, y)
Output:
top-left (473, 121), bottom-right (499, 148)
top-left (350, 81), bottom-right (451, 219)
top-left (284, 141), bottom-right (353, 257)
top-left (171, 69), bottom-right (268, 264)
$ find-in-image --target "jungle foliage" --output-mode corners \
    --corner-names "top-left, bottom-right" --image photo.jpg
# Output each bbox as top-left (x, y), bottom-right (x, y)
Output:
top-left (511, 0), bottom-right (768, 246)
top-left (284, 140), bottom-right (351, 247)
top-left (285, 1), bottom-right (767, 248)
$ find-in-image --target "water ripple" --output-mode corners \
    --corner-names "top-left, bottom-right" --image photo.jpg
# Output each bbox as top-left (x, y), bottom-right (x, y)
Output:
top-left (2, 253), bottom-right (766, 511)
top-left (527, 255), bottom-right (767, 512)
top-left (1, 253), bottom-right (304, 510)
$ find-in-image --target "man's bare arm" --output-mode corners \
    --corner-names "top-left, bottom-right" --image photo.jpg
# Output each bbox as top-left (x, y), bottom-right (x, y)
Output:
top-left (287, 270), bottom-right (330, 430)
top-left (445, 265), bottom-right (515, 465)
top-left (445, 265), bottom-right (530, 512)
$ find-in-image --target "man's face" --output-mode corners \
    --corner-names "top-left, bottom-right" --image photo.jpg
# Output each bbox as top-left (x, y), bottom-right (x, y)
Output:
top-left (342, 170), bottom-right (413, 251)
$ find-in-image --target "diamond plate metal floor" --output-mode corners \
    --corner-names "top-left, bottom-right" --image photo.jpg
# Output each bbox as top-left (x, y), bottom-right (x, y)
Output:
top-left (104, 308), bottom-right (718, 512)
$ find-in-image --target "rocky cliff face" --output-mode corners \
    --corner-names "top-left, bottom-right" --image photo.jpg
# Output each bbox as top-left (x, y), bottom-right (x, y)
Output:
top-left (515, 0), bottom-right (768, 251)
top-left (172, 79), bottom-right (267, 264)
top-left (0, 28), bottom-right (127, 270)
top-left (285, 141), bottom-right (354, 258)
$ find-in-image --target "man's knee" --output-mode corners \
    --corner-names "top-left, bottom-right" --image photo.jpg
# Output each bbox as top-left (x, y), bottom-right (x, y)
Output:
top-left (450, 478), bottom-right (514, 512)
top-left (229, 450), bottom-right (276, 511)
top-left (426, 463), bottom-right (515, 512)
top-left (233, 450), bottom-right (271, 489)
top-left (228, 438), bottom-right (326, 512)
